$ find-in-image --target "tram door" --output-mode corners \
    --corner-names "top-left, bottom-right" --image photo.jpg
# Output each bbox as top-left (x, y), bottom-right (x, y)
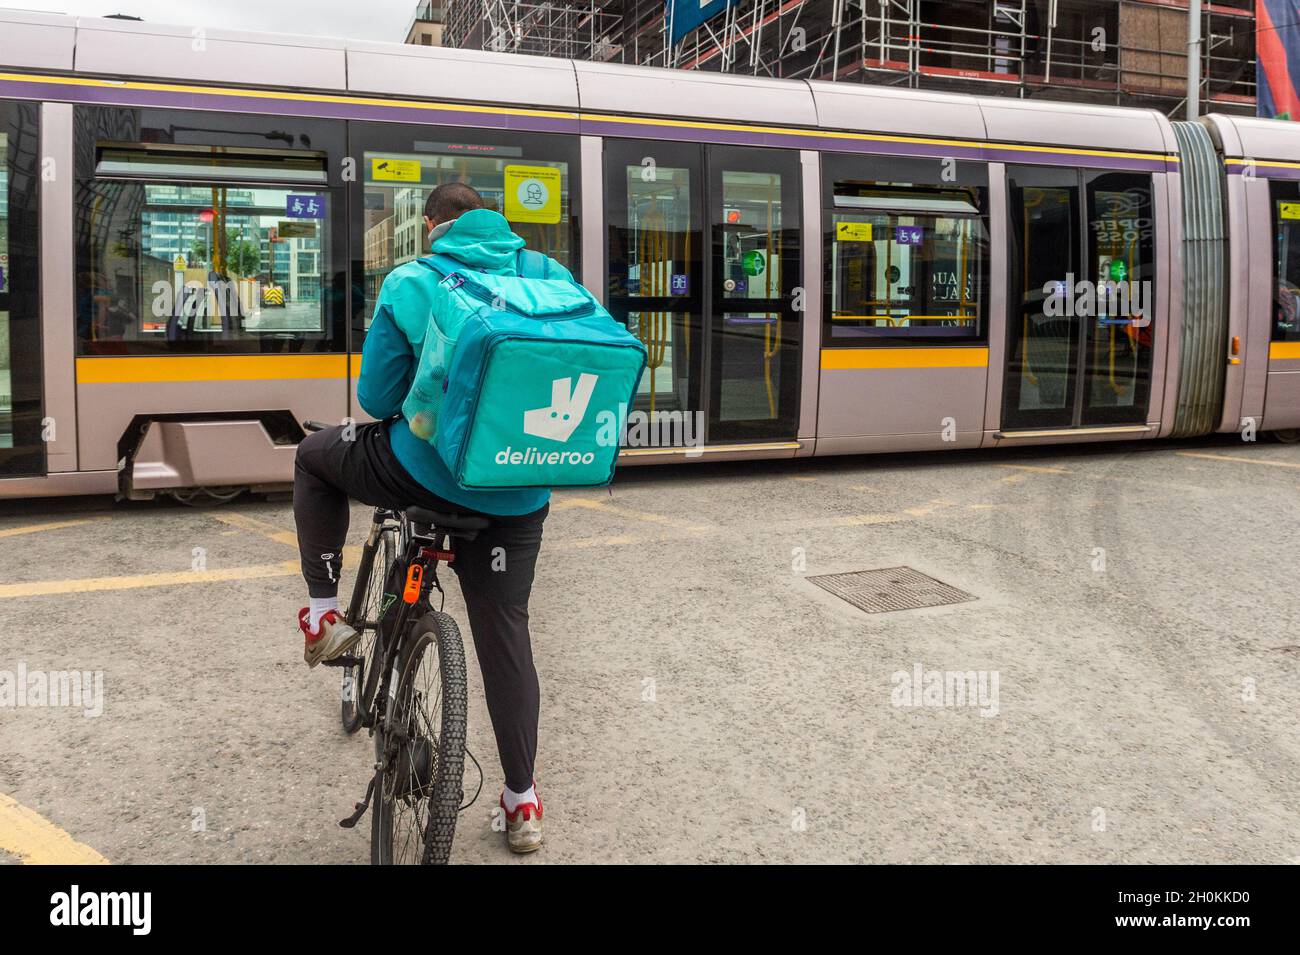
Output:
top-left (604, 140), bottom-right (801, 450)
top-left (1004, 166), bottom-right (1155, 431)
top-left (0, 100), bottom-right (43, 477)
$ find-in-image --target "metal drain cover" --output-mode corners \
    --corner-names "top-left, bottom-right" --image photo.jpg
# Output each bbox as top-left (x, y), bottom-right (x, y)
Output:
top-left (807, 566), bottom-right (976, 614)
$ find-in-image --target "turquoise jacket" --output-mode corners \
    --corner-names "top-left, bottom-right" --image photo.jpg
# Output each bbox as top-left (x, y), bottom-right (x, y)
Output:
top-left (358, 209), bottom-right (567, 516)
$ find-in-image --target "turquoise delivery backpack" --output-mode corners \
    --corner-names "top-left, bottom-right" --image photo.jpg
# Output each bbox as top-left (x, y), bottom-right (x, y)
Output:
top-left (401, 251), bottom-right (647, 490)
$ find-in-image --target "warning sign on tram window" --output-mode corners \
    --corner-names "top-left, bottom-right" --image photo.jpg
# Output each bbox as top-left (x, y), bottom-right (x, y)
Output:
top-left (1281, 202), bottom-right (1300, 220)
top-left (503, 165), bottom-right (561, 224)
top-left (371, 157), bottom-right (422, 183)
top-left (836, 221), bottom-right (873, 242)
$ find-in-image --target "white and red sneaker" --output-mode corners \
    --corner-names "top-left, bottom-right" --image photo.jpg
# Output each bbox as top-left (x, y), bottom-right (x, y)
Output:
top-left (299, 608), bottom-right (360, 668)
top-left (501, 788), bottom-right (544, 854)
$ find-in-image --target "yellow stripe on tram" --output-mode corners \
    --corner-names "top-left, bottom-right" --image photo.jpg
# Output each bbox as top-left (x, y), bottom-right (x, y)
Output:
top-left (1269, 341), bottom-right (1300, 360)
top-left (821, 347), bottom-right (990, 370)
top-left (0, 70), bottom-right (1175, 167)
top-left (76, 355), bottom-right (351, 384)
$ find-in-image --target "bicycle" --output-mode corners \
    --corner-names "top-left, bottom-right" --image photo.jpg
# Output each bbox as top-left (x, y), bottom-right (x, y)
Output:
top-left (302, 421), bottom-right (482, 864)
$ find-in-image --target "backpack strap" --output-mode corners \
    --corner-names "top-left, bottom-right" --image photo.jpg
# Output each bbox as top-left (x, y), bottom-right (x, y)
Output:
top-left (516, 248), bottom-right (550, 279)
top-left (417, 253), bottom-right (472, 281)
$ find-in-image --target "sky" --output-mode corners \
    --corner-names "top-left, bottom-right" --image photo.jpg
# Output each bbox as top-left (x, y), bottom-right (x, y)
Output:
top-left (0, 0), bottom-right (420, 42)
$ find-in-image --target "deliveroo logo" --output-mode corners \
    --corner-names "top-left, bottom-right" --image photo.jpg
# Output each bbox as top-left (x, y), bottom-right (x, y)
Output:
top-left (523, 374), bottom-right (598, 442)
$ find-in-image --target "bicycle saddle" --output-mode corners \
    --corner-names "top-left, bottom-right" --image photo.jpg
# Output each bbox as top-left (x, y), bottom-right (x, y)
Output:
top-left (404, 507), bottom-right (491, 534)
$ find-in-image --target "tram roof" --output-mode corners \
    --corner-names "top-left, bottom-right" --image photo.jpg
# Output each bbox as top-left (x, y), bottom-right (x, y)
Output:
top-left (0, 8), bottom-right (1248, 158)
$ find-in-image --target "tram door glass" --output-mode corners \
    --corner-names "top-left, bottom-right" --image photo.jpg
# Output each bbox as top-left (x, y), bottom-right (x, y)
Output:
top-left (605, 140), bottom-right (801, 450)
top-left (0, 101), bottom-right (43, 476)
top-left (1005, 166), bottom-right (1155, 430)
top-left (1005, 169), bottom-right (1080, 429)
top-left (605, 140), bottom-right (704, 448)
top-left (711, 149), bottom-right (801, 442)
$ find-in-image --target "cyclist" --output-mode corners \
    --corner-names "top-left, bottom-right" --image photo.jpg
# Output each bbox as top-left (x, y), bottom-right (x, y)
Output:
top-left (293, 182), bottom-right (563, 854)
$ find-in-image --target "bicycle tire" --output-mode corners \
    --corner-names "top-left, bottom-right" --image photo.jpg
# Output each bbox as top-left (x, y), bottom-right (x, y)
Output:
top-left (371, 610), bottom-right (467, 865)
top-left (341, 527), bottom-right (396, 733)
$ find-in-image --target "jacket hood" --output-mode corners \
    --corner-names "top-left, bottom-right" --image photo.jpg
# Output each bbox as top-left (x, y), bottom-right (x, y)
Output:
top-left (428, 208), bottom-right (526, 273)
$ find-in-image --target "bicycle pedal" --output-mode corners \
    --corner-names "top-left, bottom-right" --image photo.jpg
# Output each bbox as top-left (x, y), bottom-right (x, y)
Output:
top-left (322, 654), bottom-right (362, 668)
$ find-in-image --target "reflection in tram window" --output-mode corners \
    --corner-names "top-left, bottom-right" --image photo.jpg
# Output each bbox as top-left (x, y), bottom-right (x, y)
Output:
top-left (76, 142), bottom-right (337, 354)
top-left (360, 145), bottom-right (573, 330)
top-left (826, 185), bottom-right (988, 343)
top-left (1271, 180), bottom-right (1300, 343)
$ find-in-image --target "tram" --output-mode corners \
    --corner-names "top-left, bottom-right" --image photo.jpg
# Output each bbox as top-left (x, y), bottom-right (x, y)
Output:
top-left (0, 9), bottom-right (1295, 500)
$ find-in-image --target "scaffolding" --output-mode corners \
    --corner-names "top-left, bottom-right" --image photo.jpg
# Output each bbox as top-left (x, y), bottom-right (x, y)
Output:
top-left (438, 0), bottom-right (1257, 115)
top-left (443, 0), bottom-right (623, 60)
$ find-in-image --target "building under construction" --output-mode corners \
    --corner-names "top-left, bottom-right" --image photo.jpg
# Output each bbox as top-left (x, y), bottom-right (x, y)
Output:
top-left (437, 0), bottom-right (1256, 116)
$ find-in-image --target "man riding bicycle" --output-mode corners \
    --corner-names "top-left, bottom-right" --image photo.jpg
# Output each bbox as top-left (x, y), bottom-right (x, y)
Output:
top-left (293, 182), bottom-right (562, 854)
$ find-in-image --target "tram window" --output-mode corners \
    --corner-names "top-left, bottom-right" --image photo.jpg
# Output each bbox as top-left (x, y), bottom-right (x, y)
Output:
top-left (75, 137), bottom-right (343, 355)
top-left (825, 184), bottom-right (988, 343)
top-left (1272, 181), bottom-right (1300, 343)
top-left (360, 141), bottom-right (575, 331)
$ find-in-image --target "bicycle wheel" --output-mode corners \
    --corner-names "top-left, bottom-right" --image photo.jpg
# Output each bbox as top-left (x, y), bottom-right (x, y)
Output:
top-left (341, 526), bottom-right (396, 734)
top-left (371, 611), bottom-right (467, 865)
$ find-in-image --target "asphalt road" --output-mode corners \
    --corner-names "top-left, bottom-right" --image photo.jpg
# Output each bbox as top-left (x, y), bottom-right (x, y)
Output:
top-left (1, 435), bottom-right (1298, 864)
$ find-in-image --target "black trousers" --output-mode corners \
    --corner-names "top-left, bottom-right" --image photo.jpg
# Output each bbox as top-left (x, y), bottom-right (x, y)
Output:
top-left (293, 422), bottom-right (548, 792)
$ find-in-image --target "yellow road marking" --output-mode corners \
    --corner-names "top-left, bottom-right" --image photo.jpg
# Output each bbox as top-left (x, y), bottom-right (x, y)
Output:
top-left (555, 496), bottom-right (710, 530)
top-left (211, 511), bottom-right (299, 547)
top-left (0, 517), bottom-right (106, 538)
top-left (0, 792), bottom-right (109, 865)
top-left (549, 534), bottom-right (640, 550)
top-left (904, 500), bottom-right (957, 517)
top-left (997, 464), bottom-right (1072, 474)
top-left (0, 561), bottom-right (300, 599)
top-left (1176, 451), bottom-right (1300, 470)
top-left (804, 513), bottom-right (906, 528)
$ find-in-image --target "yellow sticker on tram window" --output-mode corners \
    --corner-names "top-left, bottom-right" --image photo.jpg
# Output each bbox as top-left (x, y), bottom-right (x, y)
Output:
top-left (1281, 202), bottom-right (1300, 220)
top-left (371, 157), bottom-right (422, 183)
top-left (836, 222), bottom-right (873, 242)
top-left (503, 165), bottom-right (562, 224)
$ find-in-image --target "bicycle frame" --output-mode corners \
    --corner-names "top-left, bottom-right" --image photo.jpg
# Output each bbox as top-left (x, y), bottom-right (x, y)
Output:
top-left (367, 510), bottom-right (458, 735)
